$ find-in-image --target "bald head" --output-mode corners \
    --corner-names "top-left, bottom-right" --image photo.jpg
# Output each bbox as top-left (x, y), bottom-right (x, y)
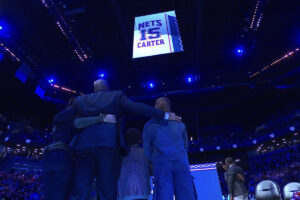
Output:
top-left (155, 97), bottom-right (171, 112)
top-left (94, 79), bottom-right (110, 92)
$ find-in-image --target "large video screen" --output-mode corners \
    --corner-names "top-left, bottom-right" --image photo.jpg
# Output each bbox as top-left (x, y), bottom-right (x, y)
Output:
top-left (133, 11), bottom-right (184, 59)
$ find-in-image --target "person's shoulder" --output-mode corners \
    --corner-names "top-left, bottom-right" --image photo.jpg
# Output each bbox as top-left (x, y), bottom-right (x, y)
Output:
top-left (231, 165), bottom-right (242, 172)
top-left (172, 121), bottom-right (186, 129)
top-left (235, 165), bottom-right (243, 171)
top-left (53, 106), bottom-right (74, 124)
top-left (144, 119), bottom-right (153, 127)
top-left (102, 90), bottom-right (125, 99)
top-left (229, 165), bottom-right (235, 170)
top-left (109, 90), bottom-right (124, 95)
top-left (75, 92), bottom-right (92, 101)
top-left (113, 90), bottom-right (124, 94)
top-left (232, 164), bottom-right (240, 168)
top-left (144, 119), bottom-right (155, 129)
top-left (179, 121), bottom-right (186, 128)
top-left (78, 90), bottom-right (123, 99)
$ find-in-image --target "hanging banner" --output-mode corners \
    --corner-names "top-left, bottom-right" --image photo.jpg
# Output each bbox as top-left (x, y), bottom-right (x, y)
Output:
top-left (132, 10), bottom-right (184, 59)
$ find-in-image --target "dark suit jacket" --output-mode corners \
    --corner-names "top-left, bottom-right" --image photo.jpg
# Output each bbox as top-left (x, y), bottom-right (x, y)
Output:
top-left (226, 164), bottom-right (248, 197)
top-left (55, 90), bottom-right (165, 149)
top-left (73, 90), bottom-right (165, 119)
top-left (53, 107), bottom-right (78, 144)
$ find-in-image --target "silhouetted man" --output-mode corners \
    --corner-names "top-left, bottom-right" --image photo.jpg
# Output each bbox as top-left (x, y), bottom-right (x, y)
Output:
top-left (43, 98), bottom-right (111, 200)
top-left (225, 157), bottom-right (248, 200)
top-left (67, 80), bottom-right (181, 200)
top-left (143, 97), bottom-right (195, 200)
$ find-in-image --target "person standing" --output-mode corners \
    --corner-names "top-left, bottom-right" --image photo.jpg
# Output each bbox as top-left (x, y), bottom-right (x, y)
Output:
top-left (225, 157), bottom-right (249, 200)
top-left (68, 80), bottom-right (181, 200)
top-left (42, 98), bottom-right (109, 200)
top-left (143, 97), bottom-right (195, 200)
top-left (117, 128), bottom-right (151, 200)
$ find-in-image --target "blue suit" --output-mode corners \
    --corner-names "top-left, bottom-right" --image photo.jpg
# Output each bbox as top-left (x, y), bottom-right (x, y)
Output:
top-left (65, 90), bottom-right (166, 200)
top-left (143, 119), bottom-right (195, 200)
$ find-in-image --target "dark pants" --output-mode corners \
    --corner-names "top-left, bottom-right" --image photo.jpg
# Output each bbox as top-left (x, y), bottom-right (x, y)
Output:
top-left (42, 149), bottom-right (75, 200)
top-left (153, 159), bottom-right (195, 200)
top-left (71, 146), bottom-right (121, 200)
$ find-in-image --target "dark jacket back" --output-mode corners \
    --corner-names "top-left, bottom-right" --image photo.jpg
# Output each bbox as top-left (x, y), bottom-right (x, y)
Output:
top-left (56, 90), bottom-right (165, 149)
top-left (226, 164), bottom-right (248, 197)
top-left (73, 90), bottom-right (164, 119)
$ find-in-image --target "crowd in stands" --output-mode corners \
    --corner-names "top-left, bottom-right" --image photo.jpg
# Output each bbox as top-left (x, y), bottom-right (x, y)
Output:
top-left (247, 145), bottom-right (300, 193)
top-left (0, 146), bottom-right (297, 199)
top-left (0, 113), bottom-right (299, 199)
top-left (189, 110), bottom-right (299, 152)
top-left (218, 145), bottom-right (300, 197)
top-left (0, 113), bottom-right (51, 160)
top-left (0, 169), bottom-right (43, 200)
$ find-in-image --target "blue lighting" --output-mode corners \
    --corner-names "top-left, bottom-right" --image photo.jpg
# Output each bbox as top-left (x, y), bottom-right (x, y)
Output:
top-left (187, 77), bottom-right (192, 83)
top-left (0, 22), bottom-right (12, 38)
top-left (48, 78), bottom-right (55, 84)
top-left (148, 82), bottom-right (154, 88)
top-left (235, 47), bottom-right (245, 56)
top-left (289, 126), bottom-right (295, 131)
top-left (0, 53), bottom-right (4, 62)
top-left (99, 73), bottom-right (105, 78)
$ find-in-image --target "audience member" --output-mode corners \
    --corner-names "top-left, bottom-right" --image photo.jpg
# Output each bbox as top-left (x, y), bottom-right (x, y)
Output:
top-left (0, 170), bottom-right (43, 199)
top-left (118, 128), bottom-right (150, 200)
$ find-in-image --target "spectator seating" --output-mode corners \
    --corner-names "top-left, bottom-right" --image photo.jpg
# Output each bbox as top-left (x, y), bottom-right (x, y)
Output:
top-left (284, 182), bottom-right (300, 200)
top-left (255, 180), bottom-right (282, 200)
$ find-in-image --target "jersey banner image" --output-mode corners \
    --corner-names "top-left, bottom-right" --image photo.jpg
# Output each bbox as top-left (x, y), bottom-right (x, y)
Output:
top-left (132, 10), bottom-right (184, 59)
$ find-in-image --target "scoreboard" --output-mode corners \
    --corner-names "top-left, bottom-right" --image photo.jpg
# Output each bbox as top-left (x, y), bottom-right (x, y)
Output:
top-left (133, 11), bottom-right (184, 58)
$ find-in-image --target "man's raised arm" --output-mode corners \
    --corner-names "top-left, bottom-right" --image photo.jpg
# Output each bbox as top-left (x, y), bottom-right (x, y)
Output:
top-left (74, 115), bottom-right (117, 129)
top-left (118, 93), bottom-right (181, 121)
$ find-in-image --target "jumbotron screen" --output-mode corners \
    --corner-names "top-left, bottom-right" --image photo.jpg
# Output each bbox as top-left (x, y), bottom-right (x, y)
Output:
top-left (132, 11), bottom-right (184, 59)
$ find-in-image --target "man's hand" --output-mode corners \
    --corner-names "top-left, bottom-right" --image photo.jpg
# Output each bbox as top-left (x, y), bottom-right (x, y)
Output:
top-left (168, 112), bottom-right (182, 122)
top-left (103, 114), bottom-right (117, 123)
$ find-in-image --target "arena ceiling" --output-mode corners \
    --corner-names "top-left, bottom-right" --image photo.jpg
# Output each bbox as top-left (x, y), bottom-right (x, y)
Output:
top-left (0, 0), bottom-right (299, 136)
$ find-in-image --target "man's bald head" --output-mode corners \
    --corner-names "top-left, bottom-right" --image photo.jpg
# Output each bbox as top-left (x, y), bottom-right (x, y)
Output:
top-left (94, 79), bottom-right (110, 92)
top-left (155, 97), bottom-right (171, 112)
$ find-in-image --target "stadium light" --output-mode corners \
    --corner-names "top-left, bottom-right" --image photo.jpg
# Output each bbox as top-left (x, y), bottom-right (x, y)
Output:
top-left (148, 82), bottom-right (155, 89)
top-left (99, 73), bottom-right (105, 78)
top-left (235, 47), bottom-right (245, 56)
top-left (48, 77), bottom-right (55, 84)
top-left (289, 126), bottom-right (295, 131)
top-left (186, 76), bottom-right (193, 83)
